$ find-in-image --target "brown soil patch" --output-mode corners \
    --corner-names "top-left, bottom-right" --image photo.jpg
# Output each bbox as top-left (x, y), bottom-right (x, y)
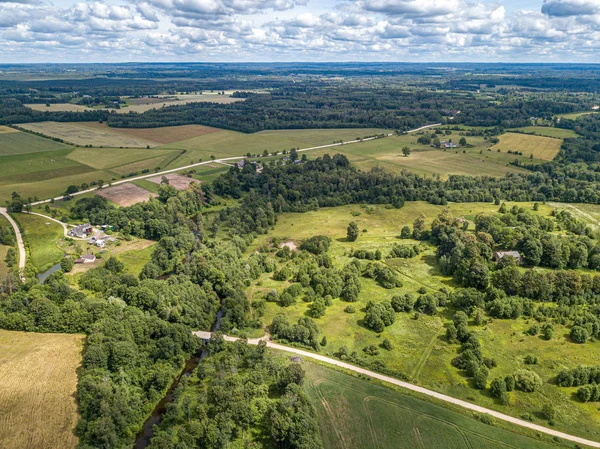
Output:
top-left (96, 183), bottom-right (156, 206)
top-left (279, 240), bottom-right (298, 251)
top-left (81, 122), bottom-right (220, 145)
top-left (147, 173), bottom-right (200, 191)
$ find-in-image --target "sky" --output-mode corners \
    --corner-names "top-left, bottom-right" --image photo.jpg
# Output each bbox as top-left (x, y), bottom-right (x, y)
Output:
top-left (2, 0), bottom-right (600, 62)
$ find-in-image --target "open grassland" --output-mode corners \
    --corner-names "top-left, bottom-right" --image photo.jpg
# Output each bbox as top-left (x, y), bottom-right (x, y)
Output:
top-left (547, 202), bottom-right (600, 229)
top-left (556, 111), bottom-right (599, 120)
top-left (0, 330), bottom-right (82, 449)
top-left (13, 212), bottom-right (64, 272)
top-left (119, 93), bottom-right (244, 113)
top-left (88, 123), bottom-right (220, 144)
top-left (17, 121), bottom-right (159, 148)
top-left (66, 147), bottom-right (176, 170)
top-left (302, 361), bottom-right (569, 449)
top-left (0, 129), bottom-right (70, 156)
top-left (25, 103), bottom-right (93, 112)
top-left (247, 201), bottom-right (600, 442)
top-left (159, 128), bottom-right (390, 166)
top-left (190, 163), bottom-right (230, 183)
top-left (310, 131), bottom-right (529, 179)
top-left (490, 133), bottom-right (562, 161)
top-left (510, 126), bottom-right (579, 139)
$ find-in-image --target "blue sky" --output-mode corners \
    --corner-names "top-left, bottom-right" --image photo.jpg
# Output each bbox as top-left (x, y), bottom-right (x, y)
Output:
top-left (2, 0), bottom-right (600, 62)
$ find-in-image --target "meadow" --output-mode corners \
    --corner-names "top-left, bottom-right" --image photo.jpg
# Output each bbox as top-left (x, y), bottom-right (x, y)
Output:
top-left (556, 111), bottom-right (599, 120)
top-left (13, 213), bottom-right (64, 273)
top-left (309, 131), bottom-right (530, 179)
top-left (17, 121), bottom-right (159, 148)
top-left (490, 133), bottom-right (562, 161)
top-left (302, 361), bottom-right (570, 449)
top-left (509, 126), bottom-right (578, 139)
top-left (247, 201), bottom-right (600, 442)
top-left (0, 330), bottom-right (82, 449)
top-left (0, 129), bottom-right (70, 155)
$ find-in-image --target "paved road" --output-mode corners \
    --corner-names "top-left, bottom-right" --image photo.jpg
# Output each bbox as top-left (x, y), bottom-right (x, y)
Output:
top-left (194, 332), bottom-right (600, 449)
top-left (0, 207), bottom-right (26, 282)
top-left (29, 125), bottom-right (439, 207)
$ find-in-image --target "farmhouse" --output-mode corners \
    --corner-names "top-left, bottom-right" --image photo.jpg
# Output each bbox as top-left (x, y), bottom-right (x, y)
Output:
top-left (236, 159), bottom-right (246, 169)
top-left (75, 254), bottom-right (96, 264)
top-left (492, 251), bottom-right (522, 264)
top-left (441, 140), bottom-right (458, 149)
top-left (70, 224), bottom-right (93, 238)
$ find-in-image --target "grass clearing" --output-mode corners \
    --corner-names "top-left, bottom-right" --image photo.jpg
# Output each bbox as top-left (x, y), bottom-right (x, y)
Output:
top-left (0, 125), bottom-right (18, 134)
top-left (302, 360), bottom-right (569, 449)
top-left (13, 212), bottom-right (64, 272)
top-left (17, 121), bottom-right (159, 148)
top-left (509, 126), bottom-right (579, 139)
top-left (490, 133), bottom-right (562, 161)
top-left (118, 93), bottom-right (244, 113)
top-left (0, 130), bottom-right (70, 156)
top-left (556, 111), bottom-right (599, 120)
top-left (0, 330), bottom-right (82, 449)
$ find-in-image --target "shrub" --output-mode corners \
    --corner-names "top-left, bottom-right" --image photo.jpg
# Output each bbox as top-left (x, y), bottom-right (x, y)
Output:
top-left (513, 369), bottom-right (542, 392)
top-left (571, 325), bottom-right (589, 344)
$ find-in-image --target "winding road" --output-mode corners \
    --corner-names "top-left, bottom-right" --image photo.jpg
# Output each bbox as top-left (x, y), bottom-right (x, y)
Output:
top-left (0, 207), bottom-right (26, 282)
top-left (194, 332), bottom-right (600, 449)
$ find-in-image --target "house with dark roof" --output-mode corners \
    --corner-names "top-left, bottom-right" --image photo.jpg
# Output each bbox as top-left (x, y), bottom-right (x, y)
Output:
top-left (492, 251), bottom-right (522, 264)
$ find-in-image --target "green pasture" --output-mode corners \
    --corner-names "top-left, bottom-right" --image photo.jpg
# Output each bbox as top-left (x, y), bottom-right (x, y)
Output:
top-left (308, 132), bottom-right (531, 179)
top-left (159, 128), bottom-right (390, 168)
top-left (13, 212), bottom-right (64, 273)
top-left (509, 126), bottom-right (578, 139)
top-left (556, 111), bottom-right (599, 120)
top-left (0, 130), bottom-right (70, 156)
top-left (302, 361), bottom-right (570, 449)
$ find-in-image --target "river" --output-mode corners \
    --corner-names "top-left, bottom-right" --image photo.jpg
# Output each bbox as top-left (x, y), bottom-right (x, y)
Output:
top-left (36, 262), bottom-right (61, 284)
top-left (133, 310), bottom-right (222, 448)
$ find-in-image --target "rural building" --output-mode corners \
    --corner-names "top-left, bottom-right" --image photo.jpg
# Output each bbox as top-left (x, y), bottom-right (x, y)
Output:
top-left (75, 254), bottom-right (96, 264)
top-left (96, 240), bottom-right (105, 248)
top-left (236, 160), bottom-right (246, 169)
top-left (70, 224), bottom-right (93, 238)
top-left (492, 251), bottom-right (522, 264)
top-left (441, 140), bottom-right (458, 149)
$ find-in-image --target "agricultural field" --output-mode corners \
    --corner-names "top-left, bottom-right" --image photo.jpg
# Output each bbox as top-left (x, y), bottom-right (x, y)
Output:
top-left (0, 330), bottom-right (82, 449)
top-left (25, 103), bottom-right (93, 112)
top-left (96, 183), bottom-right (156, 206)
top-left (0, 128), bottom-right (70, 155)
top-left (309, 131), bottom-right (529, 179)
top-left (17, 121), bottom-right (159, 148)
top-left (159, 128), bottom-right (390, 166)
top-left (490, 133), bottom-right (562, 161)
top-left (119, 92), bottom-right (244, 113)
top-left (148, 173), bottom-right (199, 190)
top-left (246, 201), bottom-right (600, 442)
top-left (83, 123), bottom-right (220, 145)
top-left (303, 361), bottom-right (569, 449)
top-left (509, 126), bottom-right (578, 139)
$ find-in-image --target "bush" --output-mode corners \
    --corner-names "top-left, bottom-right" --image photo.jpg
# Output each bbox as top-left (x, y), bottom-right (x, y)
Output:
top-left (524, 354), bottom-right (538, 365)
top-left (344, 305), bottom-right (356, 313)
top-left (391, 294), bottom-right (414, 312)
top-left (571, 325), bottom-right (589, 344)
top-left (363, 301), bottom-right (396, 333)
top-left (381, 338), bottom-right (393, 350)
top-left (490, 377), bottom-right (507, 398)
top-left (513, 369), bottom-right (542, 392)
top-left (299, 236), bottom-right (331, 255)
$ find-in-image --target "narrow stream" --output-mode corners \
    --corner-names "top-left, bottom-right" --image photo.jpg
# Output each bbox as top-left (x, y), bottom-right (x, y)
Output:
top-left (36, 262), bottom-right (61, 284)
top-left (133, 310), bottom-right (222, 449)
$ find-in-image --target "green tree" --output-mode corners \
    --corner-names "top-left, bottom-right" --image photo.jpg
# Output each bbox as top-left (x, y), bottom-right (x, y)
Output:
top-left (347, 221), bottom-right (359, 242)
top-left (402, 146), bottom-right (411, 157)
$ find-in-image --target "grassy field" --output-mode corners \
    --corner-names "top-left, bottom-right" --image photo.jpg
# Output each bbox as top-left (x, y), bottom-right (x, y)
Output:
top-left (556, 111), bottom-right (599, 120)
top-left (13, 213), bottom-right (64, 273)
top-left (0, 330), bottom-right (82, 449)
top-left (509, 126), bottom-right (578, 139)
top-left (490, 133), bottom-right (562, 161)
top-left (247, 201), bottom-right (600, 442)
top-left (87, 123), bottom-right (220, 144)
top-left (308, 131), bottom-right (530, 179)
top-left (0, 129), bottom-right (70, 155)
top-left (547, 202), bottom-right (600, 229)
top-left (159, 128), bottom-right (390, 167)
top-left (17, 121), bottom-right (159, 148)
top-left (119, 93), bottom-right (244, 113)
top-left (302, 361), bottom-right (569, 449)
top-left (66, 147), bottom-right (176, 170)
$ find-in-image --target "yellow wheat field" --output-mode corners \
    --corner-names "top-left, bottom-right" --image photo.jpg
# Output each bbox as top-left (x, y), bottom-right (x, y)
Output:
top-left (0, 330), bottom-right (83, 449)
